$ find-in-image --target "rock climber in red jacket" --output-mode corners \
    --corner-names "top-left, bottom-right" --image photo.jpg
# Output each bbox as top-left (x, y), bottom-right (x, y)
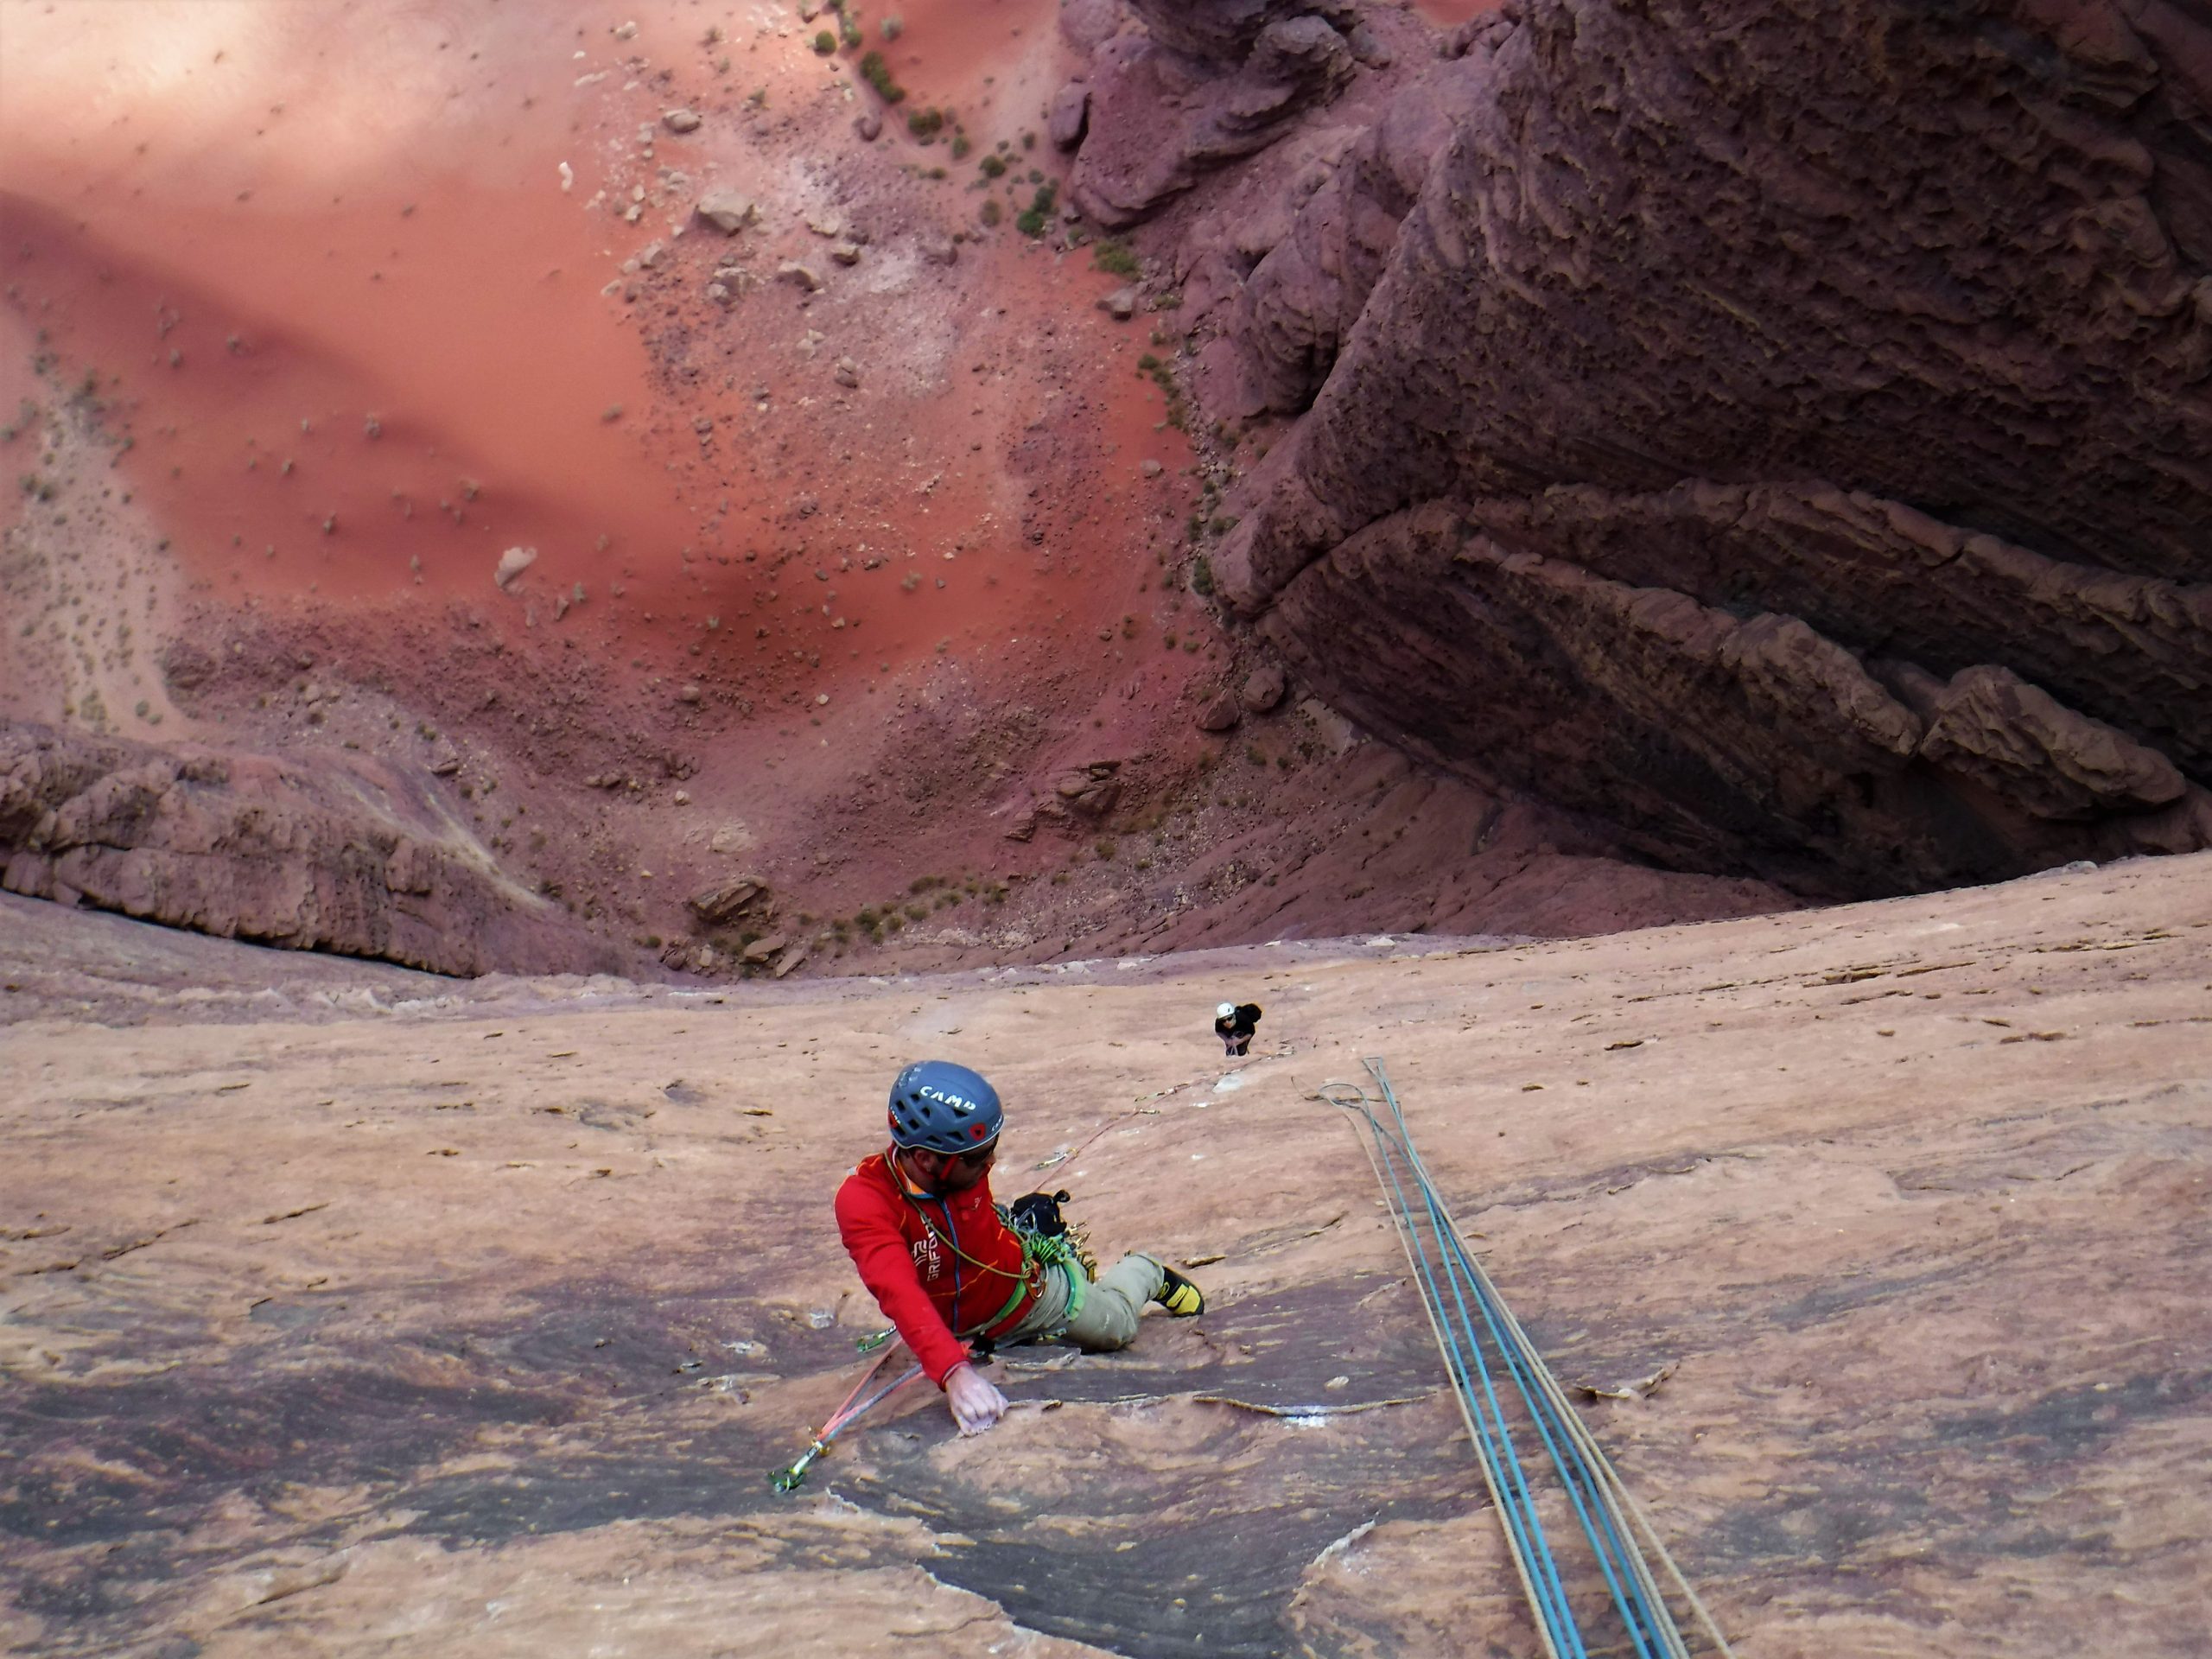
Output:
top-left (835, 1059), bottom-right (1205, 1436)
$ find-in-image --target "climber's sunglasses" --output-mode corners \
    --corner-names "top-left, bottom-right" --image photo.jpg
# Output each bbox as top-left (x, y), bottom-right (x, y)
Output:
top-left (949, 1140), bottom-right (999, 1173)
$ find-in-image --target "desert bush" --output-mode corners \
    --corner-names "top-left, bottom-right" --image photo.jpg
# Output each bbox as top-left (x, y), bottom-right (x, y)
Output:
top-left (1091, 239), bottom-right (1139, 278)
top-left (858, 49), bottom-right (905, 101)
top-left (1015, 181), bottom-right (1058, 237)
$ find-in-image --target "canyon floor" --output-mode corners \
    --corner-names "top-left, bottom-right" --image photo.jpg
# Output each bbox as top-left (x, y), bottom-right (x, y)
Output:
top-left (4, 850), bottom-right (2208, 1658)
top-left (0, 0), bottom-right (1780, 988)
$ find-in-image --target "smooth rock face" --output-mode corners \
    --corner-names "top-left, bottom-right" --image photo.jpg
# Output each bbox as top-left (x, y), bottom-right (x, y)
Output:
top-left (0, 720), bottom-right (622, 976)
top-left (6, 854), bottom-right (2209, 1658)
top-left (1183, 0), bottom-right (2212, 895)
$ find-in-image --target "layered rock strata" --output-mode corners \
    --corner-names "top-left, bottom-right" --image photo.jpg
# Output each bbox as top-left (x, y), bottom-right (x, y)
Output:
top-left (0, 720), bottom-right (622, 976)
top-left (1069, 0), bottom-right (1367, 226)
top-left (1259, 503), bottom-right (2210, 894)
top-left (1082, 0), bottom-right (2212, 892)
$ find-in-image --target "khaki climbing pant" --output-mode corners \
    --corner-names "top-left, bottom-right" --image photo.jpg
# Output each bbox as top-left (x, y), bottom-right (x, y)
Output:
top-left (999, 1252), bottom-right (1166, 1351)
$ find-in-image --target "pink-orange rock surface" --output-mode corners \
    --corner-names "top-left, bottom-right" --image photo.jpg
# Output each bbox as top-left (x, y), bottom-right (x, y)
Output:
top-left (5, 852), bottom-right (2209, 1656)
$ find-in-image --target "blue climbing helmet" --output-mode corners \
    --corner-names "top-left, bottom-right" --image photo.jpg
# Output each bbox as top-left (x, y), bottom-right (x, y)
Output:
top-left (887, 1060), bottom-right (1003, 1154)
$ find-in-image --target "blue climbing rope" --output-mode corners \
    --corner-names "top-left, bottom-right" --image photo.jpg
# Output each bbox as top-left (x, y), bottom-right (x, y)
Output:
top-left (1321, 1059), bottom-right (1732, 1658)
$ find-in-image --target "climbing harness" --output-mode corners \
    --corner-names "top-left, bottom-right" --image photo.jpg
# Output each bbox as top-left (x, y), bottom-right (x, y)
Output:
top-left (1319, 1058), bottom-right (1733, 1659)
top-left (771, 1342), bottom-right (925, 1493)
top-left (779, 1173), bottom-right (1113, 1492)
top-left (897, 1180), bottom-right (1098, 1292)
top-left (1005, 1189), bottom-right (1100, 1283)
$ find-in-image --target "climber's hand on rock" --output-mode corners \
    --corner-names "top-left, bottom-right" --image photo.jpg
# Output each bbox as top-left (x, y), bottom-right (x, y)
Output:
top-left (944, 1362), bottom-right (1007, 1436)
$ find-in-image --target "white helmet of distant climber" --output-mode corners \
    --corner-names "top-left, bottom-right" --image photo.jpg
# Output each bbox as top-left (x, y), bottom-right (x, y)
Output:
top-left (1217, 1002), bottom-right (1236, 1020)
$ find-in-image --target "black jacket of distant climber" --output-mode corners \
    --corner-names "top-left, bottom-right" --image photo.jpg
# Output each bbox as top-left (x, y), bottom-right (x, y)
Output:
top-left (1215, 1003), bottom-right (1261, 1055)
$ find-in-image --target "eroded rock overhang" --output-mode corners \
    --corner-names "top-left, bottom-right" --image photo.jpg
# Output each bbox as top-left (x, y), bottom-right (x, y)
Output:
top-left (1113, 0), bottom-right (2212, 894)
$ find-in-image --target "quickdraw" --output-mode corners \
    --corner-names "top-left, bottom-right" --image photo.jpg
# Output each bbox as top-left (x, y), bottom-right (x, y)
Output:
top-left (771, 1347), bottom-right (925, 1494)
top-left (777, 1179), bottom-right (1108, 1492)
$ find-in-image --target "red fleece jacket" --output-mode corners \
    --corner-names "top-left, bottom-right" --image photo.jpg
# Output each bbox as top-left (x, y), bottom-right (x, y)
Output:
top-left (834, 1151), bottom-right (1040, 1387)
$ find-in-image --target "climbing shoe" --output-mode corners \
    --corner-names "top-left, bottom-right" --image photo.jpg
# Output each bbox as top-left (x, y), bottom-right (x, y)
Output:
top-left (1154, 1265), bottom-right (1205, 1317)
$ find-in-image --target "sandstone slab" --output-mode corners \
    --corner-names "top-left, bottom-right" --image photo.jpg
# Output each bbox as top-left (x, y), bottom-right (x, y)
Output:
top-left (3, 855), bottom-right (2207, 1656)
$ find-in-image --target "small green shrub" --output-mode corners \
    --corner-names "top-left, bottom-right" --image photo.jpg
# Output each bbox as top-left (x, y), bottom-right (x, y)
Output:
top-left (858, 49), bottom-right (905, 101)
top-left (813, 29), bottom-right (836, 53)
top-left (979, 153), bottom-right (1006, 179)
top-left (1091, 239), bottom-right (1139, 278)
top-left (1190, 556), bottom-right (1215, 596)
top-left (1015, 181), bottom-right (1058, 238)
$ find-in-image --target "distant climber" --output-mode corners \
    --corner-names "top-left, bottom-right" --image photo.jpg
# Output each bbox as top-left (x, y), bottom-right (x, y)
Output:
top-left (834, 1060), bottom-right (1206, 1437)
top-left (1215, 1001), bottom-right (1262, 1057)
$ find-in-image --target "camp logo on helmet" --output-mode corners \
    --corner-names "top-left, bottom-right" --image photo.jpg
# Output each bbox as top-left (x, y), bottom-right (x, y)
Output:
top-left (916, 1085), bottom-right (978, 1115)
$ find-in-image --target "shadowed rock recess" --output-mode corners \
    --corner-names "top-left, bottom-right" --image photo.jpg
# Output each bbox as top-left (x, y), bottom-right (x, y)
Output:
top-left (1152, 0), bottom-right (2212, 897)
